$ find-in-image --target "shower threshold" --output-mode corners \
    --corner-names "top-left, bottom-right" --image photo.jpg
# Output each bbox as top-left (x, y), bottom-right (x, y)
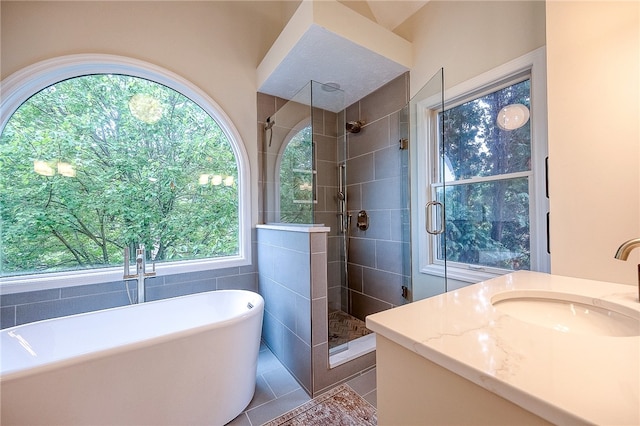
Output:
top-left (329, 333), bottom-right (376, 369)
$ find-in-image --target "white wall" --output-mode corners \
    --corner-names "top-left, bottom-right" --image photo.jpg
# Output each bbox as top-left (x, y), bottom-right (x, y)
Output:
top-left (396, 1), bottom-right (546, 98)
top-left (546, 1), bottom-right (640, 285)
top-left (0, 1), bottom-right (293, 228)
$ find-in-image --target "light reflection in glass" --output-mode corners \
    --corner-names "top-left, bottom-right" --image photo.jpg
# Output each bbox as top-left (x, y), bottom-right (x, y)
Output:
top-left (33, 160), bottom-right (55, 176)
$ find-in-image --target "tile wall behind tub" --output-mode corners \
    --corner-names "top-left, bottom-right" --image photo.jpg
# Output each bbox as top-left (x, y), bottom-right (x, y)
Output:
top-left (343, 73), bottom-right (411, 321)
top-left (0, 263), bottom-right (258, 329)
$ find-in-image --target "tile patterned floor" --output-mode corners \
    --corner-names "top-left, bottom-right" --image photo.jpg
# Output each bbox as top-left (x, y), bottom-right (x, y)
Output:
top-left (328, 310), bottom-right (373, 350)
top-left (227, 342), bottom-right (377, 426)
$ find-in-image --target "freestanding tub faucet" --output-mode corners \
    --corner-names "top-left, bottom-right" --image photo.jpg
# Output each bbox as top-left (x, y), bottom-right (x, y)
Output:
top-left (124, 244), bottom-right (156, 303)
top-left (614, 238), bottom-right (640, 302)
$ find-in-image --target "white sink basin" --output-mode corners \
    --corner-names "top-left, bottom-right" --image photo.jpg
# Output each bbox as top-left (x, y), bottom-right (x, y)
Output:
top-left (492, 290), bottom-right (640, 337)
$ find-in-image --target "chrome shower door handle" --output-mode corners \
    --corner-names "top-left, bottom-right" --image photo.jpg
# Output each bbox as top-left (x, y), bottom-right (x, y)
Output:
top-left (425, 201), bottom-right (444, 235)
top-left (312, 169), bottom-right (318, 204)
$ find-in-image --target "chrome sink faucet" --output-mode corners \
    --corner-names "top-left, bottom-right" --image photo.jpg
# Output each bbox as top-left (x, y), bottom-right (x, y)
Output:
top-left (614, 238), bottom-right (640, 302)
top-left (124, 244), bottom-right (156, 303)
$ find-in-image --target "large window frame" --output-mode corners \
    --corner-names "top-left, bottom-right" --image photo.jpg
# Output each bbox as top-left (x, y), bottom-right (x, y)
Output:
top-left (417, 48), bottom-right (549, 283)
top-left (0, 54), bottom-right (251, 294)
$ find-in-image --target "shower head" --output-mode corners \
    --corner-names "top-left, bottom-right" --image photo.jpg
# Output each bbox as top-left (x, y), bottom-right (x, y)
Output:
top-left (346, 120), bottom-right (365, 134)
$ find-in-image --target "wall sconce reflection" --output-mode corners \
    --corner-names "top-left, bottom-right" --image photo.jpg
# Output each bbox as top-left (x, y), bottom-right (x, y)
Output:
top-left (34, 160), bottom-right (76, 177)
top-left (33, 160), bottom-right (55, 176)
top-left (299, 182), bottom-right (312, 191)
top-left (211, 175), bottom-right (223, 186)
top-left (198, 173), bottom-right (235, 187)
top-left (57, 162), bottom-right (76, 177)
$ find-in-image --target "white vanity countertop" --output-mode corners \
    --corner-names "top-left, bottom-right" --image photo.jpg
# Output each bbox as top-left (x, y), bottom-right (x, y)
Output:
top-left (366, 271), bottom-right (640, 425)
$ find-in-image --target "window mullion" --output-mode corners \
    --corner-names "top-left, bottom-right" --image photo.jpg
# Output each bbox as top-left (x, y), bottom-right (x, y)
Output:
top-left (441, 170), bottom-right (532, 187)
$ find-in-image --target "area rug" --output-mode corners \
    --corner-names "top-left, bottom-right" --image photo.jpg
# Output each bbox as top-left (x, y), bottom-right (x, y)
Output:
top-left (263, 384), bottom-right (376, 426)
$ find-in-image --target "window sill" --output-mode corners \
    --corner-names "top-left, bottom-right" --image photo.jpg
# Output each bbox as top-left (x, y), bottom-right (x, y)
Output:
top-left (420, 264), bottom-right (510, 284)
top-left (0, 255), bottom-right (250, 295)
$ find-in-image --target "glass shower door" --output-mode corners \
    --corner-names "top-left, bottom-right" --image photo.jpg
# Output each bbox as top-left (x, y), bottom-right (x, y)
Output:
top-left (262, 82), bottom-right (315, 224)
top-left (408, 68), bottom-right (448, 300)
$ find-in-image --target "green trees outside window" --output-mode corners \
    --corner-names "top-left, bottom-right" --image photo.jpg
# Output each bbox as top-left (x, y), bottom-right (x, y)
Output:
top-left (279, 126), bottom-right (313, 224)
top-left (0, 74), bottom-right (239, 276)
top-left (437, 79), bottom-right (532, 270)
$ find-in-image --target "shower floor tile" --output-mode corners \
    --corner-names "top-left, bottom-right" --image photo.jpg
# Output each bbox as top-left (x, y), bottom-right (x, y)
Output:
top-left (328, 309), bottom-right (372, 350)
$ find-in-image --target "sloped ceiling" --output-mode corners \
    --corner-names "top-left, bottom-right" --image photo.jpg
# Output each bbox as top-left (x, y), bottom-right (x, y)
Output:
top-left (338, 0), bottom-right (428, 31)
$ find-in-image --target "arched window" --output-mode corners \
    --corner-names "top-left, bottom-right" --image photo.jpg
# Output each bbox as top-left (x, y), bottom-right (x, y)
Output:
top-left (278, 124), bottom-right (313, 224)
top-left (0, 55), bottom-right (250, 288)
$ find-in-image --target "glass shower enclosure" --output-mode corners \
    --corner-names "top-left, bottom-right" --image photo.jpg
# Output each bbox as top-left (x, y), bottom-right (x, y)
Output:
top-left (262, 80), bottom-right (381, 360)
top-left (262, 81), bottom-right (344, 226)
top-left (262, 76), bottom-right (420, 364)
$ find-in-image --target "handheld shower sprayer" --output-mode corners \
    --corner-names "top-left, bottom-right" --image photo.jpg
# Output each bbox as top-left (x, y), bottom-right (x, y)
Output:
top-left (265, 116), bottom-right (274, 131)
top-left (265, 116), bottom-right (275, 147)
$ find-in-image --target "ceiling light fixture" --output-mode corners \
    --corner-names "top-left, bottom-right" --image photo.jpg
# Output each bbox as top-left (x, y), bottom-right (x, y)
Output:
top-left (321, 82), bottom-right (341, 92)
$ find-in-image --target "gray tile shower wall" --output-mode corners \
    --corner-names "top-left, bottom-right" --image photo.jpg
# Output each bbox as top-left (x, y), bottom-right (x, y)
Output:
top-left (0, 265), bottom-right (258, 329)
top-left (256, 225), bottom-right (370, 398)
top-left (312, 108), bottom-right (342, 314)
top-left (257, 227), bottom-right (318, 394)
top-left (344, 73), bottom-right (411, 320)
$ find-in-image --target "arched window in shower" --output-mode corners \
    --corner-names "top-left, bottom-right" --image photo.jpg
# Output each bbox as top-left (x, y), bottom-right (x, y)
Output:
top-left (275, 121), bottom-right (314, 224)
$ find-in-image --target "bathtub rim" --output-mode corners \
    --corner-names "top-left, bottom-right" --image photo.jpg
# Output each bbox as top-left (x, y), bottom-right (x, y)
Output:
top-left (0, 289), bottom-right (264, 382)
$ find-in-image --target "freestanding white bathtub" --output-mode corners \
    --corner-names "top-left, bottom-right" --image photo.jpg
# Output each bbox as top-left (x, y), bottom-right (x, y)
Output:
top-left (0, 289), bottom-right (264, 425)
